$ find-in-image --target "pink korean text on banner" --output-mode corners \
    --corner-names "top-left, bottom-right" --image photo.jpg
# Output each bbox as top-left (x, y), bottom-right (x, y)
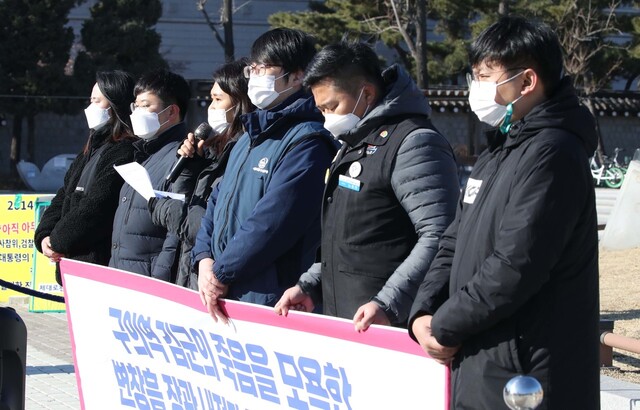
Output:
top-left (60, 259), bottom-right (450, 409)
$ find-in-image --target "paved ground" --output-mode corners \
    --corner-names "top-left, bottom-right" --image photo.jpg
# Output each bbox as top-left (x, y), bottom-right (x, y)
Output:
top-left (2, 300), bottom-right (79, 409)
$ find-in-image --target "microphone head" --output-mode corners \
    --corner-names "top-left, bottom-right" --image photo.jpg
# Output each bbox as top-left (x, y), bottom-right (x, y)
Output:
top-left (193, 122), bottom-right (213, 142)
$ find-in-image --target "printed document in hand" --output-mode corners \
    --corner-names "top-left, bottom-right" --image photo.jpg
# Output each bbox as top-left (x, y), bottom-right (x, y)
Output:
top-left (114, 162), bottom-right (185, 202)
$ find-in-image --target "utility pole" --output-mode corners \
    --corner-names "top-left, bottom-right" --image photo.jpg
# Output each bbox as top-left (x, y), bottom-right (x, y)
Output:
top-left (499, 0), bottom-right (510, 16)
top-left (221, 0), bottom-right (234, 62)
top-left (416, 0), bottom-right (428, 88)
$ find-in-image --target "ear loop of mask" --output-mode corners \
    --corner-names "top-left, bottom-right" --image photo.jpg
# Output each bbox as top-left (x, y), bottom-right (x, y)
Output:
top-left (274, 71), bottom-right (294, 97)
top-left (156, 105), bottom-right (172, 128)
top-left (500, 94), bottom-right (524, 134)
top-left (353, 87), bottom-right (371, 118)
top-left (498, 71), bottom-right (526, 134)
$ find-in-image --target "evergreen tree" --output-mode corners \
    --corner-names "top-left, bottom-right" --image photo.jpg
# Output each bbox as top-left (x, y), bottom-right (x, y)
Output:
top-left (269, 1), bottom-right (428, 83)
top-left (0, 0), bottom-right (81, 175)
top-left (270, 0), bottom-right (480, 87)
top-left (73, 0), bottom-right (168, 92)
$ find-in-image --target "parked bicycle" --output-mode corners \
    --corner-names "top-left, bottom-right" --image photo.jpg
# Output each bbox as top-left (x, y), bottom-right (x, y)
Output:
top-left (612, 147), bottom-right (633, 174)
top-left (590, 155), bottom-right (624, 189)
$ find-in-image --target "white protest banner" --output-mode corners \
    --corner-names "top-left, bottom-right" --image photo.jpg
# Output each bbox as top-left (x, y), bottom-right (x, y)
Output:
top-left (60, 259), bottom-right (449, 409)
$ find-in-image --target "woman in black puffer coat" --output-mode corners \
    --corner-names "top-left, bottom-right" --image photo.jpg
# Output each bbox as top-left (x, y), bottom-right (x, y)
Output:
top-left (34, 71), bottom-right (137, 285)
top-left (148, 60), bottom-right (255, 290)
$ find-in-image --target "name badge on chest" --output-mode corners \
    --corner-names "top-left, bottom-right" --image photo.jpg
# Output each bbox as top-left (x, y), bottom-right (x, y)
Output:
top-left (338, 174), bottom-right (361, 192)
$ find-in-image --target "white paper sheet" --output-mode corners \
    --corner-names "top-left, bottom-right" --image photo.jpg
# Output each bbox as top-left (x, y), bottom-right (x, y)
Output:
top-left (113, 162), bottom-right (184, 202)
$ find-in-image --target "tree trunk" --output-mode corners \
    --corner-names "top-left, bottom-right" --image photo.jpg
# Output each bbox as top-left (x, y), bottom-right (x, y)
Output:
top-left (10, 113), bottom-right (23, 178)
top-left (222, 0), bottom-right (234, 62)
top-left (27, 113), bottom-right (35, 162)
top-left (415, 0), bottom-right (428, 89)
top-left (582, 97), bottom-right (605, 161)
top-left (624, 74), bottom-right (638, 91)
top-left (499, 0), bottom-right (510, 15)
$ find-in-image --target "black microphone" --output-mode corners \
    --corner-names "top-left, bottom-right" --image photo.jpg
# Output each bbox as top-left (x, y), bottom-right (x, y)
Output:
top-left (166, 122), bottom-right (213, 183)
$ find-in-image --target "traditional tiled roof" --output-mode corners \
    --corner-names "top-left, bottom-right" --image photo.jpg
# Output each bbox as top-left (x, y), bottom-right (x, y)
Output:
top-left (192, 79), bottom-right (640, 117)
top-left (424, 87), bottom-right (640, 117)
top-left (588, 91), bottom-right (640, 117)
top-left (424, 88), bottom-right (470, 113)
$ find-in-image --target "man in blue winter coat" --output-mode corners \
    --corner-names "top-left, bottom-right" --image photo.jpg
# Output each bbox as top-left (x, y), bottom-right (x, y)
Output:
top-left (274, 42), bottom-right (460, 332)
top-left (192, 29), bottom-right (337, 321)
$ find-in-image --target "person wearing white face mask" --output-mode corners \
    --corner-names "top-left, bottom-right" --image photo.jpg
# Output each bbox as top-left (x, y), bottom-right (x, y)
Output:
top-left (192, 29), bottom-right (338, 323)
top-left (467, 70), bottom-right (526, 133)
top-left (109, 69), bottom-right (196, 283)
top-left (275, 42), bottom-right (459, 335)
top-left (409, 16), bottom-right (599, 410)
top-left (35, 71), bottom-right (137, 285)
top-left (146, 60), bottom-right (255, 290)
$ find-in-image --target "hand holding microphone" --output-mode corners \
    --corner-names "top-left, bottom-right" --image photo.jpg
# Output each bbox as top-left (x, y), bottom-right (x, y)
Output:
top-left (166, 122), bottom-right (213, 183)
top-left (178, 133), bottom-right (203, 158)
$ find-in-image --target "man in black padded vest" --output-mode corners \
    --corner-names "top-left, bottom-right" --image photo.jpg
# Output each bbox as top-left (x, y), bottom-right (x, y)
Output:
top-left (275, 41), bottom-right (459, 332)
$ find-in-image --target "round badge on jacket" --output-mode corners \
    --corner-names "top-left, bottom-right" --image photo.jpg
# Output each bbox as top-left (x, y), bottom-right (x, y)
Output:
top-left (349, 162), bottom-right (362, 178)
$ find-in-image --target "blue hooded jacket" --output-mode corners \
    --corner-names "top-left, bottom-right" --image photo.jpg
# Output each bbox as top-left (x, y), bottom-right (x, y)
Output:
top-left (192, 90), bottom-right (337, 305)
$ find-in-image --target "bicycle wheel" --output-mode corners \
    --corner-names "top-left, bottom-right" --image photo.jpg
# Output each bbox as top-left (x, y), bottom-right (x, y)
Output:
top-left (604, 167), bottom-right (624, 189)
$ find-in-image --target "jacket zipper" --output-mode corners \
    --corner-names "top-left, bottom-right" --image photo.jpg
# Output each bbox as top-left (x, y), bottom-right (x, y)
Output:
top-left (218, 140), bottom-right (254, 247)
top-left (123, 185), bottom-right (133, 225)
top-left (326, 143), bottom-right (357, 312)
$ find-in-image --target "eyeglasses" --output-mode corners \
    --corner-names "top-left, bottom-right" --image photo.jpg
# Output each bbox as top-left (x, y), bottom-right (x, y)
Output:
top-left (130, 102), bottom-right (160, 114)
top-left (130, 102), bottom-right (144, 113)
top-left (243, 64), bottom-right (281, 78)
top-left (466, 67), bottom-right (526, 87)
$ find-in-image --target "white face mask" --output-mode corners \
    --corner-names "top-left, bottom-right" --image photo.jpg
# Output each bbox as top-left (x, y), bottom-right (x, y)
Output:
top-left (247, 72), bottom-right (291, 109)
top-left (130, 106), bottom-right (170, 140)
top-left (84, 104), bottom-right (110, 130)
top-left (468, 71), bottom-right (524, 131)
top-left (322, 88), bottom-right (367, 139)
top-left (207, 106), bottom-right (234, 134)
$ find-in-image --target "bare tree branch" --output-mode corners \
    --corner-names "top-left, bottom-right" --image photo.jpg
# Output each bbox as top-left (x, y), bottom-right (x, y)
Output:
top-left (388, 0), bottom-right (417, 57)
top-left (197, 0), bottom-right (238, 62)
top-left (197, 0), bottom-right (226, 49)
top-left (557, 0), bottom-right (623, 94)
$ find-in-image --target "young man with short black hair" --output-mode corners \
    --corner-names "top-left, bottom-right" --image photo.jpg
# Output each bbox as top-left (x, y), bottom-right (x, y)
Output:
top-left (192, 29), bottom-right (337, 321)
top-left (275, 41), bottom-right (460, 332)
top-left (409, 16), bottom-right (600, 409)
top-left (110, 69), bottom-right (194, 281)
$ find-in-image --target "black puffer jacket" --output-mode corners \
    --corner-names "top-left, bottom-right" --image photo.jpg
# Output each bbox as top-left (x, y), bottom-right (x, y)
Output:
top-left (148, 139), bottom-right (236, 289)
top-left (409, 77), bottom-right (600, 410)
top-left (109, 123), bottom-right (195, 282)
top-left (298, 65), bottom-right (459, 324)
top-left (34, 130), bottom-right (135, 284)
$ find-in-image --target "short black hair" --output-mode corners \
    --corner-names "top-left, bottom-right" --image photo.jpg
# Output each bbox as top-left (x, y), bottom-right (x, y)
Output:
top-left (303, 41), bottom-right (384, 96)
top-left (470, 16), bottom-right (563, 96)
top-left (134, 69), bottom-right (191, 120)
top-left (250, 28), bottom-right (317, 79)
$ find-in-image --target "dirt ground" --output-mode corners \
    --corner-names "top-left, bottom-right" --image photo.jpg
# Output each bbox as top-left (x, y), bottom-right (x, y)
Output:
top-left (599, 247), bottom-right (640, 383)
